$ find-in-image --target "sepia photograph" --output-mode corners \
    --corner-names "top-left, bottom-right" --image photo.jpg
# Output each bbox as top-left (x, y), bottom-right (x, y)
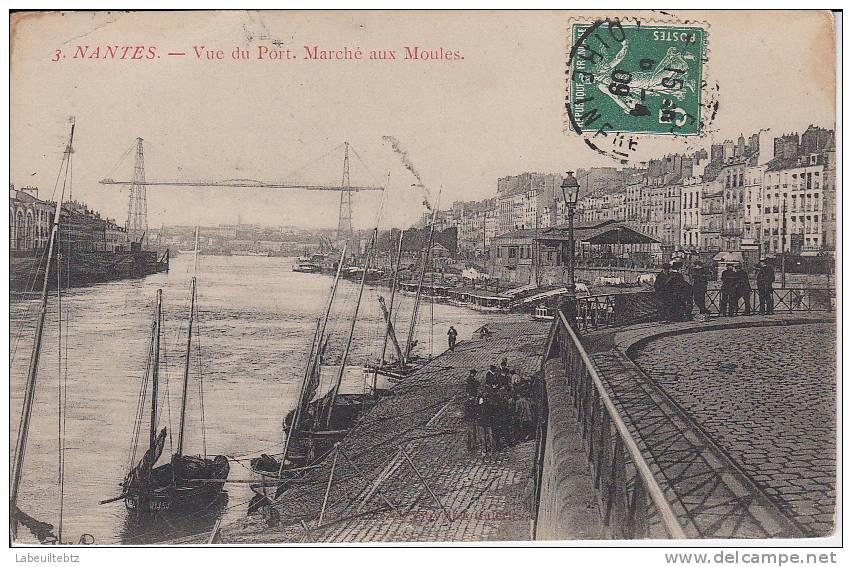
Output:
top-left (6, 7), bottom-right (841, 554)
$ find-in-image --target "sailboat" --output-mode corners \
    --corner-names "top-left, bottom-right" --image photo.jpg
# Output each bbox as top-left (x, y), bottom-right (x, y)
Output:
top-left (250, 239), bottom-right (377, 497)
top-left (368, 200), bottom-right (441, 384)
top-left (250, 182), bottom-right (389, 498)
top-left (117, 235), bottom-right (229, 518)
top-left (10, 121), bottom-right (92, 544)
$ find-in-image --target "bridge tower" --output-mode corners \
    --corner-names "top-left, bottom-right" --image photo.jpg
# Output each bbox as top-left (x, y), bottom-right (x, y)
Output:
top-left (126, 137), bottom-right (148, 246)
top-left (336, 142), bottom-right (353, 247)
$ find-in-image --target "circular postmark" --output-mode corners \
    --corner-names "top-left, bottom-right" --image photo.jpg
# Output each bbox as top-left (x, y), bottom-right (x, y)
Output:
top-left (565, 17), bottom-right (719, 165)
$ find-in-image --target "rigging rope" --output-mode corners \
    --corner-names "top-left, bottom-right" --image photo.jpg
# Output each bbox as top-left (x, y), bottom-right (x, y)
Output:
top-left (56, 244), bottom-right (66, 542)
top-left (195, 290), bottom-right (208, 459)
top-left (128, 317), bottom-right (155, 471)
top-left (162, 321), bottom-right (174, 455)
top-left (157, 305), bottom-right (171, 448)
top-left (9, 124), bottom-right (75, 367)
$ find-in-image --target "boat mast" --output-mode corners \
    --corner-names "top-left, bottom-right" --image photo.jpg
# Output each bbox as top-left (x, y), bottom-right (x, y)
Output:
top-left (379, 229), bottom-right (405, 366)
top-left (149, 289), bottom-right (163, 450)
top-left (176, 277), bottom-right (196, 457)
top-left (279, 243), bottom-right (347, 471)
top-left (10, 122), bottom-right (75, 521)
top-left (325, 230), bottom-right (377, 428)
top-left (404, 201), bottom-right (439, 364)
top-left (193, 225), bottom-right (200, 274)
top-left (312, 242), bottom-right (348, 377)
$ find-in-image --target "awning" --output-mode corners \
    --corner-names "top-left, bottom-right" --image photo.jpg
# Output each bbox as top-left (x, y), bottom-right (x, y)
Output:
top-left (536, 221), bottom-right (660, 245)
top-left (712, 251), bottom-right (744, 263)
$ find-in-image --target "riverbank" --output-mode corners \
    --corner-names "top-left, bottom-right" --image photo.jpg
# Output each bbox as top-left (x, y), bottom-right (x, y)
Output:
top-left (171, 315), bottom-right (550, 544)
top-left (9, 248), bottom-right (169, 292)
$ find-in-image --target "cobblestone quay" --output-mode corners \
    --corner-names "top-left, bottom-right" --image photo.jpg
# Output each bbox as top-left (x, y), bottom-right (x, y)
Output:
top-left (177, 317), bottom-right (550, 544)
top-left (632, 322), bottom-right (836, 537)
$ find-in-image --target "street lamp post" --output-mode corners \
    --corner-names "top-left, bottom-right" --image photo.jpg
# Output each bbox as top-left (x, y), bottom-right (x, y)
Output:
top-left (560, 171), bottom-right (580, 325)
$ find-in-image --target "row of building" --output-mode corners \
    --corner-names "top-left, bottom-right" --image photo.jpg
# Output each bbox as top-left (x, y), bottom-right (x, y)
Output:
top-left (424, 125), bottom-right (836, 261)
top-left (10, 185), bottom-right (129, 253)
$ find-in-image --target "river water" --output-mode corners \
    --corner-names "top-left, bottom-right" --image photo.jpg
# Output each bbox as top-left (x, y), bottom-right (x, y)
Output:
top-left (9, 254), bottom-right (502, 545)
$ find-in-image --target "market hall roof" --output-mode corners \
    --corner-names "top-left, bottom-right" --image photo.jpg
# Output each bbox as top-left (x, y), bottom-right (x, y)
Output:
top-left (495, 220), bottom-right (660, 245)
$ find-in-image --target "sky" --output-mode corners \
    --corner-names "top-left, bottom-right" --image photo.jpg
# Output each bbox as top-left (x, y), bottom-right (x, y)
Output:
top-left (10, 10), bottom-right (837, 230)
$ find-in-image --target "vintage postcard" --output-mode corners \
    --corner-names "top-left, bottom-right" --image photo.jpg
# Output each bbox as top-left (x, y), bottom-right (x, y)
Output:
top-left (7, 8), bottom-right (840, 553)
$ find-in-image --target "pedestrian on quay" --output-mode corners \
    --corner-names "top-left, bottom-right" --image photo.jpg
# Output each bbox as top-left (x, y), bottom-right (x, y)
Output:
top-left (465, 369), bottom-right (479, 396)
top-left (447, 325), bottom-right (458, 352)
top-left (479, 385), bottom-right (499, 455)
top-left (672, 262), bottom-right (694, 320)
top-left (509, 369), bottom-right (520, 390)
top-left (512, 375), bottom-right (534, 441)
top-left (735, 263), bottom-right (752, 315)
top-left (756, 259), bottom-right (775, 315)
top-left (720, 263), bottom-right (738, 316)
top-left (689, 260), bottom-right (709, 319)
top-left (463, 370), bottom-right (480, 453)
top-left (663, 263), bottom-right (688, 321)
top-left (654, 263), bottom-right (673, 321)
top-left (485, 364), bottom-right (499, 387)
top-left (498, 357), bottom-right (512, 388)
top-left (493, 383), bottom-right (513, 450)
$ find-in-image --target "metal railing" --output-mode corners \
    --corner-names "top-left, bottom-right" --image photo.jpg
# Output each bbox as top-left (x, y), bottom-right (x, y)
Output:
top-left (577, 292), bottom-right (661, 332)
top-left (543, 312), bottom-right (686, 539)
top-left (706, 287), bottom-right (835, 315)
top-left (576, 287), bottom-right (834, 332)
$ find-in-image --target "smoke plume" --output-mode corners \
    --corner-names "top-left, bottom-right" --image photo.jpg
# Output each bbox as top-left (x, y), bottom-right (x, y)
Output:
top-left (382, 135), bottom-right (433, 210)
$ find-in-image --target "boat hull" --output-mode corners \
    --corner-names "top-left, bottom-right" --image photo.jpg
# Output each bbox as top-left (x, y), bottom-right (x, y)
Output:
top-left (124, 455), bottom-right (230, 518)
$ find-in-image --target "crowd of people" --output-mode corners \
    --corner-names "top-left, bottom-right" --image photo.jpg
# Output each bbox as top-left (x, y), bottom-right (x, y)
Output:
top-left (462, 358), bottom-right (538, 455)
top-left (654, 259), bottom-right (777, 321)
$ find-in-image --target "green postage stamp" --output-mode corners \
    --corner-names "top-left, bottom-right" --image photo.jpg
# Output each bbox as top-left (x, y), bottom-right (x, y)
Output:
top-left (568, 19), bottom-right (707, 138)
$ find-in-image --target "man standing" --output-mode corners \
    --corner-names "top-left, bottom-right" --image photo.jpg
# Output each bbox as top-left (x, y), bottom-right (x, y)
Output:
top-left (498, 357), bottom-right (511, 389)
top-left (720, 263), bottom-right (738, 316)
top-left (485, 364), bottom-right (499, 387)
top-left (756, 260), bottom-right (775, 314)
top-left (493, 383), bottom-right (512, 450)
top-left (477, 390), bottom-right (493, 455)
top-left (447, 325), bottom-right (458, 352)
top-left (689, 260), bottom-right (709, 318)
top-left (662, 263), bottom-right (688, 321)
top-left (654, 263), bottom-right (673, 322)
top-left (463, 370), bottom-right (480, 453)
top-left (735, 263), bottom-right (752, 315)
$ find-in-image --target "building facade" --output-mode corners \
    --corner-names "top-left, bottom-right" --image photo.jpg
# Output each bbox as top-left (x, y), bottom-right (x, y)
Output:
top-left (10, 185), bottom-right (128, 253)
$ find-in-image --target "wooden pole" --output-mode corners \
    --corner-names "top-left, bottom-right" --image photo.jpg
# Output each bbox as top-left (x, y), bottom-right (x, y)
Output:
top-left (378, 297), bottom-right (404, 366)
top-left (399, 447), bottom-right (450, 521)
top-left (149, 290), bottom-right (163, 450)
top-left (317, 445), bottom-right (340, 526)
top-left (10, 123), bottom-right (74, 522)
top-left (338, 448), bottom-right (399, 514)
top-left (279, 243), bottom-right (347, 477)
top-left (325, 232), bottom-right (376, 428)
top-left (278, 316), bottom-right (321, 478)
top-left (379, 229), bottom-right (405, 366)
top-left (207, 519), bottom-right (222, 544)
top-left (176, 277), bottom-right (196, 456)
top-left (404, 197), bottom-right (440, 363)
